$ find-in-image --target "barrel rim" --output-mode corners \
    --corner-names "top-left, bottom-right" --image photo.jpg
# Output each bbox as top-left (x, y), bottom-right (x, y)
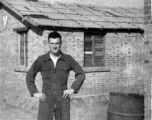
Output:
top-left (109, 92), bottom-right (144, 98)
top-left (107, 110), bottom-right (144, 117)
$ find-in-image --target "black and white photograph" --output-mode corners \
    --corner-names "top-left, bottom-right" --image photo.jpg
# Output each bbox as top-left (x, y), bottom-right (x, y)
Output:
top-left (0, 0), bottom-right (151, 120)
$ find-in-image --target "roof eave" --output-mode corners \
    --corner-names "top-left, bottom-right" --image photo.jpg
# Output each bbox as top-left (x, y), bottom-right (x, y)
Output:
top-left (0, 0), bottom-right (144, 31)
top-left (24, 16), bottom-right (39, 27)
top-left (39, 25), bottom-right (144, 33)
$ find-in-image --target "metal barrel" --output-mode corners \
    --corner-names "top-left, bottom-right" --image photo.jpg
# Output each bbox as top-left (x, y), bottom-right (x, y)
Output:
top-left (107, 92), bottom-right (144, 120)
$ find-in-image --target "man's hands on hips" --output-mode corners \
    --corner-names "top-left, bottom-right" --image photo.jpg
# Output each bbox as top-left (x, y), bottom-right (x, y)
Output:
top-left (33, 88), bottom-right (74, 100)
top-left (63, 88), bottom-right (74, 98)
top-left (33, 93), bottom-right (46, 101)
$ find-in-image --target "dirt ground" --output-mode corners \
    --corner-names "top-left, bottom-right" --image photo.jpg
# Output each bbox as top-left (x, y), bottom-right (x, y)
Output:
top-left (0, 102), bottom-right (107, 120)
top-left (0, 102), bottom-right (36, 120)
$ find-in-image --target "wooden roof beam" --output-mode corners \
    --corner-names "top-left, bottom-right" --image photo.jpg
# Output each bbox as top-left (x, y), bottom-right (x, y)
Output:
top-left (13, 27), bottom-right (29, 32)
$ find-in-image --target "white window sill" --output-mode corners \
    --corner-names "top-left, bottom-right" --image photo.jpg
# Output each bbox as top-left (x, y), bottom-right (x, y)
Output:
top-left (14, 66), bottom-right (29, 73)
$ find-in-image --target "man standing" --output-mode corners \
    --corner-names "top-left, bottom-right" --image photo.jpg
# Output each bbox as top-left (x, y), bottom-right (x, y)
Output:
top-left (26, 31), bottom-right (85, 120)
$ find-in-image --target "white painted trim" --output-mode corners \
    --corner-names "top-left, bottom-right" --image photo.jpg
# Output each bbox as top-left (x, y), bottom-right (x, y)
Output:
top-left (84, 51), bottom-right (93, 54)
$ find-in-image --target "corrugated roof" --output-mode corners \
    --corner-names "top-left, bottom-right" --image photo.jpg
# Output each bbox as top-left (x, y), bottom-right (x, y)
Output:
top-left (0, 0), bottom-right (143, 29)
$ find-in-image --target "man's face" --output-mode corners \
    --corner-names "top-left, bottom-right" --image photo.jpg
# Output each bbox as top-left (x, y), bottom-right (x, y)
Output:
top-left (48, 38), bottom-right (61, 54)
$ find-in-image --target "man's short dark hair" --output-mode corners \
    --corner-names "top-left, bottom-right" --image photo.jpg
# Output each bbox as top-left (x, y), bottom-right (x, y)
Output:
top-left (48, 31), bottom-right (62, 43)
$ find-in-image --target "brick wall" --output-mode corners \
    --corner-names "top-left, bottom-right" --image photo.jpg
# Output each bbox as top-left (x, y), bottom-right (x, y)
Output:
top-left (0, 6), bottom-right (146, 120)
top-left (144, 0), bottom-right (152, 120)
top-left (0, 8), bottom-right (25, 103)
top-left (105, 33), bottom-right (144, 94)
top-left (24, 30), bottom-right (144, 120)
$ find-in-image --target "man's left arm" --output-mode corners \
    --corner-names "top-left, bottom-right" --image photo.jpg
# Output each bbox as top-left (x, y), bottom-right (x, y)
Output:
top-left (63, 55), bottom-right (85, 98)
top-left (69, 55), bottom-right (85, 94)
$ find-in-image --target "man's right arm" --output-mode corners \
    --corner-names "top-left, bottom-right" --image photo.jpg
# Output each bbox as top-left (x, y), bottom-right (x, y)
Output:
top-left (26, 58), bottom-right (46, 101)
top-left (26, 58), bottom-right (40, 97)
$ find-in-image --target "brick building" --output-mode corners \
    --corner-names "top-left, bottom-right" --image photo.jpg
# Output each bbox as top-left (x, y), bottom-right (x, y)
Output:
top-left (0, 0), bottom-right (150, 120)
top-left (144, 0), bottom-right (151, 120)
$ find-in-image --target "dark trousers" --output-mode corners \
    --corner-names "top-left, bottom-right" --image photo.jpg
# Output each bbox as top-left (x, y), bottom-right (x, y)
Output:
top-left (37, 90), bottom-right (70, 120)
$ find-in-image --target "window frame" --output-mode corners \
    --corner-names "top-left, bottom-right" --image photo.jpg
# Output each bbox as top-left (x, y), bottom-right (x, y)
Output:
top-left (13, 27), bottom-right (29, 72)
top-left (13, 27), bottom-right (29, 68)
top-left (18, 31), bottom-right (28, 67)
top-left (84, 32), bottom-right (106, 67)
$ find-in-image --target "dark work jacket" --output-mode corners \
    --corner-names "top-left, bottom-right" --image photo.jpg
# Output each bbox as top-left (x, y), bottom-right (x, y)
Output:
top-left (26, 51), bottom-right (85, 97)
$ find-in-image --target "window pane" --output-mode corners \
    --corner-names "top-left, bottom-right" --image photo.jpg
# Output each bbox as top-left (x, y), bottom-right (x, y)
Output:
top-left (85, 33), bottom-right (93, 41)
top-left (95, 42), bottom-right (104, 49)
top-left (20, 57), bottom-right (24, 65)
top-left (20, 33), bottom-right (24, 41)
top-left (84, 54), bottom-right (92, 58)
top-left (84, 54), bottom-right (93, 67)
top-left (95, 50), bottom-right (104, 57)
top-left (84, 41), bottom-right (92, 51)
top-left (95, 58), bottom-right (104, 66)
top-left (20, 33), bottom-right (24, 53)
top-left (84, 58), bottom-right (93, 67)
top-left (19, 33), bottom-right (26, 66)
top-left (95, 34), bottom-right (105, 40)
top-left (20, 49), bottom-right (24, 57)
top-left (20, 34), bottom-right (24, 48)
top-left (25, 34), bottom-right (28, 60)
top-left (20, 42), bottom-right (24, 49)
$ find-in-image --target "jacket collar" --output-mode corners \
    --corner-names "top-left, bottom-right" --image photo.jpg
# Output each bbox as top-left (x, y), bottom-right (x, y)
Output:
top-left (43, 50), bottom-right (66, 62)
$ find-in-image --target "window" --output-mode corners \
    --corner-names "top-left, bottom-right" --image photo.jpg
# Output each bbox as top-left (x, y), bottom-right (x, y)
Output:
top-left (84, 32), bottom-right (105, 67)
top-left (18, 31), bottom-right (28, 67)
